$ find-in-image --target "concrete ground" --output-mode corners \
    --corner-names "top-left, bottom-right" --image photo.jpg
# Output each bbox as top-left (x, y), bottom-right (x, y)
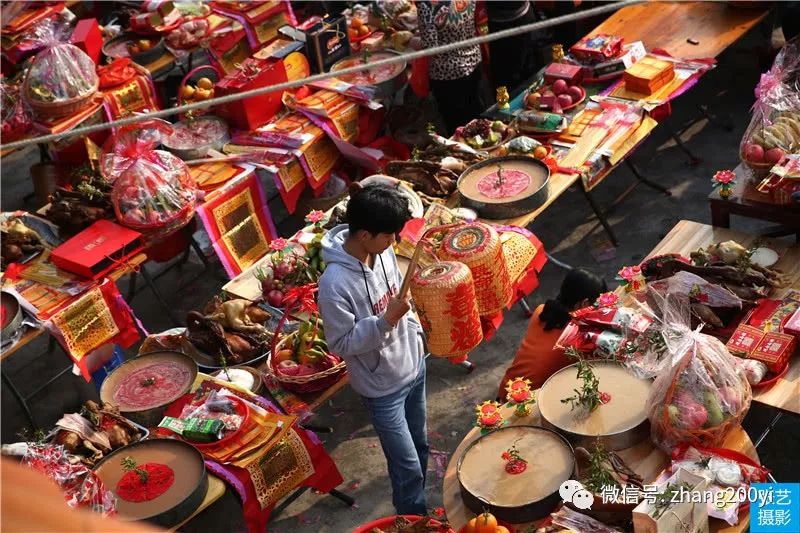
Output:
top-left (2, 21), bottom-right (798, 533)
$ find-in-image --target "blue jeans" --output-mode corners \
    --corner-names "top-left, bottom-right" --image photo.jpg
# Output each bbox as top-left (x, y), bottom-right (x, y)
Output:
top-left (363, 364), bottom-right (429, 515)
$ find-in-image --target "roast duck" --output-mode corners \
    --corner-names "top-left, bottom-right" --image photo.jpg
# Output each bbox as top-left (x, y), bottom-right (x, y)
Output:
top-left (641, 240), bottom-right (787, 330)
top-left (186, 297), bottom-right (273, 365)
top-left (385, 160), bottom-right (458, 198)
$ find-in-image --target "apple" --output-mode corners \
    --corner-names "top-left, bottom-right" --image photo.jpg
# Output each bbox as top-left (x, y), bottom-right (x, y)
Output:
top-left (765, 147), bottom-right (785, 164)
top-left (266, 289), bottom-right (284, 307)
top-left (567, 86), bottom-right (583, 102)
top-left (295, 364), bottom-right (317, 377)
top-left (744, 143), bottom-right (764, 162)
top-left (277, 360), bottom-right (300, 376)
top-left (557, 94), bottom-right (573, 108)
top-left (681, 401), bottom-right (708, 430)
top-left (552, 79), bottom-right (568, 95)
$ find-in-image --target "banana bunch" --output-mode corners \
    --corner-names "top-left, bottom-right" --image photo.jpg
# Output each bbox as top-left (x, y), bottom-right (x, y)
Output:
top-left (751, 111), bottom-right (800, 151)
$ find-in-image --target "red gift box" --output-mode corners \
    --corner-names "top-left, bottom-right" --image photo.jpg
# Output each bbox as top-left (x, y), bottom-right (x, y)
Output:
top-left (211, 1), bottom-right (296, 50)
top-left (726, 324), bottom-right (765, 357)
top-left (570, 34), bottom-right (624, 64)
top-left (751, 331), bottom-right (797, 373)
top-left (70, 18), bottom-right (103, 64)
top-left (216, 56), bottom-right (287, 130)
top-left (544, 63), bottom-right (583, 85)
top-left (51, 220), bottom-right (143, 280)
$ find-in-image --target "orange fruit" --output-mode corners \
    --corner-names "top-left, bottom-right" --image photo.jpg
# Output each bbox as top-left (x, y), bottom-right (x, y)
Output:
top-left (194, 88), bottom-right (211, 101)
top-left (351, 17), bottom-right (363, 29)
top-left (464, 518), bottom-right (478, 533)
top-left (495, 527), bottom-right (510, 533)
top-left (274, 349), bottom-right (295, 364)
top-left (358, 25), bottom-right (370, 36)
top-left (197, 77), bottom-right (214, 90)
top-left (180, 85), bottom-right (196, 100)
top-left (475, 512), bottom-right (498, 533)
top-left (533, 146), bottom-right (548, 159)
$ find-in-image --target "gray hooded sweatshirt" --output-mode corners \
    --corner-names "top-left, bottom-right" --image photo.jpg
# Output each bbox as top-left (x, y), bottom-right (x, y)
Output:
top-left (318, 225), bottom-right (425, 398)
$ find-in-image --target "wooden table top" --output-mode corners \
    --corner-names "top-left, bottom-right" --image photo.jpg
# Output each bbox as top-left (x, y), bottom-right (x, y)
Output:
top-left (647, 220), bottom-right (800, 415)
top-left (588, 1), bottom-right (768, 59)
top-left (442, 401), bottom-right (758, 532)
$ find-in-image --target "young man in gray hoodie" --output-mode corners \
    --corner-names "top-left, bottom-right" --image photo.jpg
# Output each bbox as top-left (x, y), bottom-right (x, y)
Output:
top-left (318, 185), bottom-right (429, 515)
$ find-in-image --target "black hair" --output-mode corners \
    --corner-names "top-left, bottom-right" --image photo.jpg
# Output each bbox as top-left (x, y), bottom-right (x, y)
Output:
top-left (539, 268), bottom-right (607, 331)
top-left (346, 183), bottom-right (412, 236)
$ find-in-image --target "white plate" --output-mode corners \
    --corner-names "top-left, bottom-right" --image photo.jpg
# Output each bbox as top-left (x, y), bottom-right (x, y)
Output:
top-left (750, 247), bottom-right (779, 268)
top-left (359, 174), bottom-right (425, 218)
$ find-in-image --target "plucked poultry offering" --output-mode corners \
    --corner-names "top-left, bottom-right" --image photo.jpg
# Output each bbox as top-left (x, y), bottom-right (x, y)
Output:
top-left (186, 297), bottom-right (273, 365)
top-left (52, 400), bottom-right (144, 466)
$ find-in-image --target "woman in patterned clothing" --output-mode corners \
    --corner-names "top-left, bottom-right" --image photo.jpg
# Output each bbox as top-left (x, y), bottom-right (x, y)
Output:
top-left (418, 0), bottom-right (484, 135)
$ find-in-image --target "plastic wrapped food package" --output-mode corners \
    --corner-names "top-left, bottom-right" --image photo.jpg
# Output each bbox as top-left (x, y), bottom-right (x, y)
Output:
top-left (101, 121), bottom-right (197, 240)
top-left (644, 275), bottom-right (752, 452)
top-left (739, 36), bottom-right (800, 171)
top-left (23, 20), bottom-right (98, 105)
top-left (22, 443), bottom-right (117, 516)
top-left (1, 78), bottom-right (32, 142)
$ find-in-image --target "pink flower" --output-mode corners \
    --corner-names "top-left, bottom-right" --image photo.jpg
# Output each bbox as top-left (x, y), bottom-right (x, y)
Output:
top-left (270, 237), bottom-right (288, 251)
top-left (618, 265), bottom-right (642, 281)
top-left (600, 392), bottom-right (611, 404)
top-left (306, 210), bottom-right (325, 224)
top-left (596, 292), bottom-right (619, 308)
top-left (713, 170), bottom-right (736, 185)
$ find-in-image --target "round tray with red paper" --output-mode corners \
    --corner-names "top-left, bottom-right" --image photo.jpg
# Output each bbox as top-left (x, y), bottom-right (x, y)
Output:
top-left (353, 515), bottom-right (450, 533)
top-left (183, 394), bottom-right (251, 450)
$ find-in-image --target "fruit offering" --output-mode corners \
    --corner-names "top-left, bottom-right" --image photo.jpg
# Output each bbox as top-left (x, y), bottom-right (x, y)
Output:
top-left (348, 16), bottom-right (372, 41)
top-left (166, 18), bottom-right (210, 49)
top-left (741, 110), bottom-right (800, 166)
top-left (181, 76), bottom-right (216, 103)
top-left (102, 122), bottom-right (197, 235)
top-left (273, 317), bottom-right (342, 377)
top-left (463, 511), bottom-right (511, 533)
top-left (127, 38), bottom-right (156, 56)
top-left (256, 237), bottom-right (326, 309)
top-left (648, 335), bottom-right (751, 452)
top-left (24, 21), bottom-right (98, 105)
top-left (454, 119), bottom-right (513, 150)
top-left (526, 79), bottom-right (585, 114)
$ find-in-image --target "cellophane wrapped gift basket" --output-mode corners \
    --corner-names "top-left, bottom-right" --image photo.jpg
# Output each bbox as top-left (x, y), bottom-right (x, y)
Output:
top-left (101, 121), bottom-right (198, 245)
top-left (22, 19), bottom-right (99, 120)
top-left (739, 36), bottom-right (800, 178)
top-left (644, 274), bottom-right (752, 452)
